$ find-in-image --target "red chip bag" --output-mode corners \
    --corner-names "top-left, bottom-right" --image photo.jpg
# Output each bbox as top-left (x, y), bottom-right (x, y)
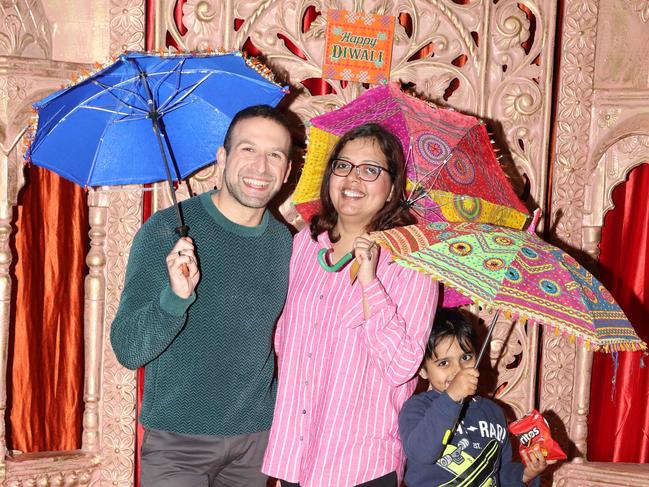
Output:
top-left (508, 409), bottom-right (567, 463)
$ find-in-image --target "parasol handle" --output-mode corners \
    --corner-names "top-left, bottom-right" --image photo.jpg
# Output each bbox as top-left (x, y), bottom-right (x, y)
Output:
top-left (474, 310), bottom-right (500, 369)
top-left (317, 248), bottom-right (354, 272)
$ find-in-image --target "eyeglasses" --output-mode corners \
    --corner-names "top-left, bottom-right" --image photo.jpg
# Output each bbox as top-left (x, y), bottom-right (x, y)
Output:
top-left (331, 159), bottom-right (392, 182)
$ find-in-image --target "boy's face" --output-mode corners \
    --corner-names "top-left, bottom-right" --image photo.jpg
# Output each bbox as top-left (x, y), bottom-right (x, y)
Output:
top-left (419, 336), bottom-right (476, 392)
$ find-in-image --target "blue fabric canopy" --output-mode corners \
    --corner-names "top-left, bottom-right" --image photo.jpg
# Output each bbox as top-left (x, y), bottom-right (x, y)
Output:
top-left (27, 51), bottom-right (287, 187)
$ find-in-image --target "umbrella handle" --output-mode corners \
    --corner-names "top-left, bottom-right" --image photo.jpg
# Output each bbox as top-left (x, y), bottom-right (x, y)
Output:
top-left (317, 248), bottom-right (354, 272)
top-left (175, 225), bottom-right (190, 277)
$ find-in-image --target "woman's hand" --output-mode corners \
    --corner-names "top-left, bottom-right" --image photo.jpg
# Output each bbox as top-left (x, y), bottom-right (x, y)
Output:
top-left (353, 235), bottom-right (379, 286)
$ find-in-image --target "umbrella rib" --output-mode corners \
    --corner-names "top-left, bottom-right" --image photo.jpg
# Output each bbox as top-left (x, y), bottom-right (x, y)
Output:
top-left (28, 105), bottom-right (67, 152)
top-left (91, 80), bottom-right (149, 113)
top-left (407, 166), bottom-right (443, 203)
top-left (157, 101), bottom-right (192, 117)
top-left (155, 58), bottom-right (187, 110)
top-left (84, 116), bottom-right (118, 187)
top-left (158, 73), bottom-right (211, 112)
top-left (111, 114), bottom-right (150, 122)
top-left (80, 105), bottom-right (144, 117)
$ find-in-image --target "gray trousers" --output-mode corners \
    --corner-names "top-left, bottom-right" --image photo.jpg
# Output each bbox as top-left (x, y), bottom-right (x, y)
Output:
top-left (140, 428), bottom-right (270, 487)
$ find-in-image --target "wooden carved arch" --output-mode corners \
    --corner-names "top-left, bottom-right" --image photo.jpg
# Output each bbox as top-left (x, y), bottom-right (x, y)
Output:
top-left (582, 129), bottom-right (649, 262)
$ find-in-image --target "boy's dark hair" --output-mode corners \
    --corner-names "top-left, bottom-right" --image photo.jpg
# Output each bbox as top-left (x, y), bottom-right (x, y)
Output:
top-left (309, 122), bottom-right (416, 242)
top-left (425, 308), bottom-right (478, 359)
top-left (222, 105), bottom-right (292, 153)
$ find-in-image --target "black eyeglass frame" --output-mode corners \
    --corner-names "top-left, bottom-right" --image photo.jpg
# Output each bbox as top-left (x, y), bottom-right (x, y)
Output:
top-left (330, 158), bottom-right (393, 182)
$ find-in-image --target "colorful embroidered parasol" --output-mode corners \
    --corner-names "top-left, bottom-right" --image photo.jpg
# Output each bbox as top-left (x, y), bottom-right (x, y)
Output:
top-left (292, 83), bottom-right (529, 228)
top-left (369, 218), bottom-right (646, 352)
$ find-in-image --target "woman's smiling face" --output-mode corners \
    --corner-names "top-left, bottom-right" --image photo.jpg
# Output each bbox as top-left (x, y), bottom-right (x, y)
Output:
top-left (328, 137), bottom-right (393, 229)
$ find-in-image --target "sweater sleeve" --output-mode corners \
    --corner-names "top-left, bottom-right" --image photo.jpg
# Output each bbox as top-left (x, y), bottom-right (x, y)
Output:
top-left (399, 392), bottom-right (464, 464)
top-left (353, 266), bottom-right (438, 386)
top-left (110, 214), bottom-right (196, 370)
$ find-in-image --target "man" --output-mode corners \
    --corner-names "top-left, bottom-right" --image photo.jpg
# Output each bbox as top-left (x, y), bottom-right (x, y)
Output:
top-left (110, 105), bottom-right (293, 487)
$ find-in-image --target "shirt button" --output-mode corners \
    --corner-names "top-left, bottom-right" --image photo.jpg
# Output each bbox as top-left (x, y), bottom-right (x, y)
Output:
top-left (302, 409), bottom-right (307, 414)
top-left (319, 294), bottom-right (324, 300)
top-left (307, 352), bottom-right (312, 358)
top-left (304, 380), bottom-right (309, 385)
top-left (300, 436), bottom-right (303, 441)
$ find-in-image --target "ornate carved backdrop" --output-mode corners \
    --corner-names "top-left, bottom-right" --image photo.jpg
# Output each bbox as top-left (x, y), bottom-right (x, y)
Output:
top-left (3, 0), bottom-right (558, 485)
top-left (150, 0), bottom-right (555, 471)
top-left (3, 0), bottom-right (649, 486)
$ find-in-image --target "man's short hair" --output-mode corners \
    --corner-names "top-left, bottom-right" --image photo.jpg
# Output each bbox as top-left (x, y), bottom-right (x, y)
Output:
top-left (223, 105), bottom-right (292, 153)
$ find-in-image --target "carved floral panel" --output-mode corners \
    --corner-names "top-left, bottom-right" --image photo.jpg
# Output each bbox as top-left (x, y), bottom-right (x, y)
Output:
top-left (0, 0), bottom-right (52, 58)
top-left (152, 0), bottom-right (556, 215)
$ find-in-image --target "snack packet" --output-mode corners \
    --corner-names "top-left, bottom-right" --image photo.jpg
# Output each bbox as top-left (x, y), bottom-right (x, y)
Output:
top-left (508, 409), bottom-right (567, 463)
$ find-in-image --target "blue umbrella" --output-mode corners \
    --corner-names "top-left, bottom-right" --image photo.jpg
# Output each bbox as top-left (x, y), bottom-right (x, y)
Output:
top-left (26, 51), bottom-right (287, 236)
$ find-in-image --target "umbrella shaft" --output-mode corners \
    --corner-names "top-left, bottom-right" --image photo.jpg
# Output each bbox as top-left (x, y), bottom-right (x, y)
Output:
top-left (150, 116), bottom-right (187, 236)
top-left (475, 310), bottom-right (500, 368)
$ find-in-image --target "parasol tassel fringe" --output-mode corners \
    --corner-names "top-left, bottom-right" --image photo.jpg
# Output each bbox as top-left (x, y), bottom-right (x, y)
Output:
top-left (22, 112), bottom-right (40, 163)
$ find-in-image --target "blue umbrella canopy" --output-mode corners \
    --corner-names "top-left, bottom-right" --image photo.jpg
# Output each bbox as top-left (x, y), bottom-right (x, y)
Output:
top-left (27, 51), bottom-right (287, 187)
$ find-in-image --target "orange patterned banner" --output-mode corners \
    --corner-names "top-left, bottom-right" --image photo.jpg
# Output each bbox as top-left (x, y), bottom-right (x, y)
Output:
top-left (322, 9), bottom-right (395, 85)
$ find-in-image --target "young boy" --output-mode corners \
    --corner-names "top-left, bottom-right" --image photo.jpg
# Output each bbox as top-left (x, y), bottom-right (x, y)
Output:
top-left (398, 308), bottom-right (551, 486)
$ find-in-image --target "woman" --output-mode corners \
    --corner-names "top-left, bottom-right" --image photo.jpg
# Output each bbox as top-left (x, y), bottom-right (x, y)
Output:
top-left (263, 123), bottom-right (439, 486)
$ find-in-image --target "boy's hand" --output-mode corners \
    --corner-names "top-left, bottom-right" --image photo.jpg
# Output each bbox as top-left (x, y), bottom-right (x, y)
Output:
top-left (445, 368), bottom-right (479, 402)
top-left (521, 446), bottom-right (556, 483)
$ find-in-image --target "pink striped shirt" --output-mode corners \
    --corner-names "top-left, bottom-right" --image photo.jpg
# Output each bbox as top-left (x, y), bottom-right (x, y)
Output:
top-left (262, 228), bottom-right (438, 486)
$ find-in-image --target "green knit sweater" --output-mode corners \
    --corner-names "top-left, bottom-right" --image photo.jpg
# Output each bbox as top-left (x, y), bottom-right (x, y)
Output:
top-left (110, 191), bottom-right (292, 435)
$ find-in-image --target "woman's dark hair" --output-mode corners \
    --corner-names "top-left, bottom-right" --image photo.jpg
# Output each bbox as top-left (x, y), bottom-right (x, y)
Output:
top-left (309, 123), bottom-right (416, 241)
top-left (425, 308), bottom-right (478, 359)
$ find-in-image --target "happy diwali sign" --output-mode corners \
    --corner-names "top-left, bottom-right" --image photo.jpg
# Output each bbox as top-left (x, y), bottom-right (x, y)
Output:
top-left (322, 9), bottom-right (395, 85)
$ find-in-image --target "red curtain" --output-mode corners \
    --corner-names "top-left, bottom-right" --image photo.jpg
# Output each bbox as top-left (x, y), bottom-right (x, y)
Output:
top-left (588, 162), bottom-right (649, 462)
top-left (8, 166), bottom-right (88, 452)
